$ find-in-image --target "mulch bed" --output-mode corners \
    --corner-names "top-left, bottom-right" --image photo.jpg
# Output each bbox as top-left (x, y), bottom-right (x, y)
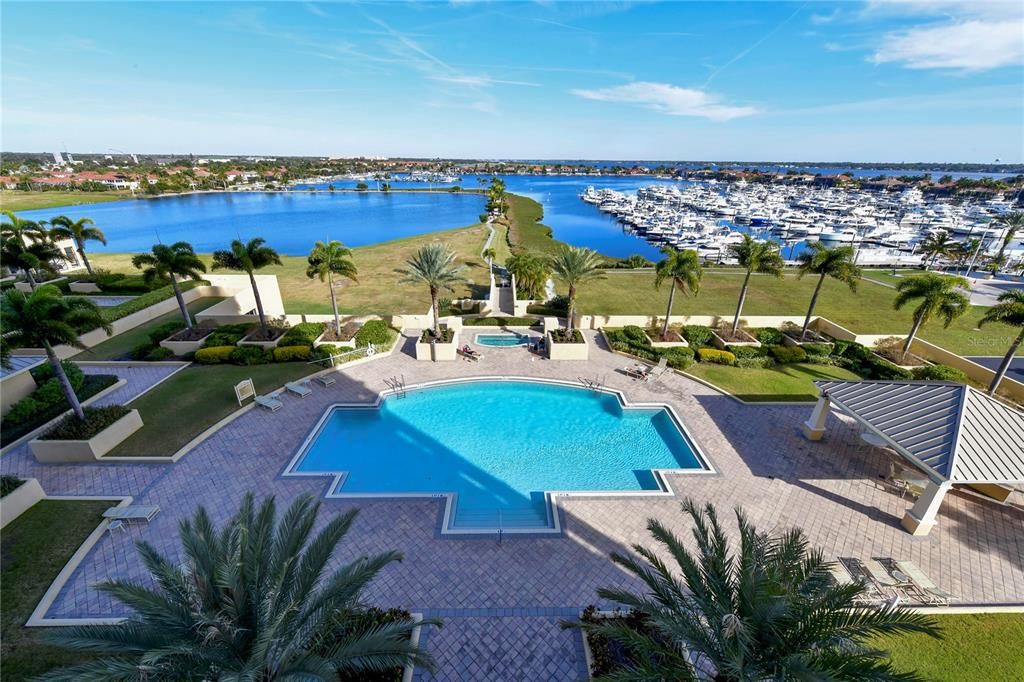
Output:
top-left (166, 327), bottom-right (214, 342)
top-left (319, 321), bottom-right (360, 343)
top-left (243, 327), bottom-right (288, 342)
top-left (713, 328), bottom-right (758, 343)
top-left (647, 328), bottom-right (684, 343)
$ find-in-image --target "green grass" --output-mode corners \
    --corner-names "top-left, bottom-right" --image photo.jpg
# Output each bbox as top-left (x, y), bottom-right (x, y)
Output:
top-left (572, 269), bottom-right (1019, 357)
top-left (108, 363), bottom-right (320, 456)
top-left (0, 190), bottom-right (136, 212)
top-left (876, 614), bottom-right (1024, 681)
top-left (0, 499), bottom-right (110, 679)
top-left (685, 362), bottom-right (862, 402)
top-left (504, 193), bottom-right (565, 255)
top-left (80, 297), bottom-right (226, 360)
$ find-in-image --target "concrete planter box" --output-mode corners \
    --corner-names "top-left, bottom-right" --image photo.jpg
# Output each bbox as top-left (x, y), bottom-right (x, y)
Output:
top-left (313, 330), bottom-right (357, 350)
top-left (781, 331), bottom-right (833, 349)
top-left (0, 478), bottom-right (46, 529)
top-left (546, 331), bottom-right (589, 360)
top-left (710, 329), bottom-right (761, 349)
top-left (15, 277), bottom-right (66, 293)
top-left (415, 333), bottom-right (458, 361)
top-left (238, 329), bottom-right (286, 350)
top-left (645, 330), bottom-right (689, 349)
top-left (69, 281), bottom-right (102, 293)
top-left (29, 410), bottom-right (143, 463)
top-left (160, 327), bottom-right (215, 355)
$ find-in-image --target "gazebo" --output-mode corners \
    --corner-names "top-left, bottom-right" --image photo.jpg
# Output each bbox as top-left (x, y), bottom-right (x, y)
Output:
top-left (802, 380), bottom-right (1024, 536)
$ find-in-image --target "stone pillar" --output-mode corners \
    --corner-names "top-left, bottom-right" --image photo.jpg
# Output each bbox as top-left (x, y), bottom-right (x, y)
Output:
top-left (801, 396), bottom-right (831, 441)
top-left (901, 480), bottom-right (951, 536)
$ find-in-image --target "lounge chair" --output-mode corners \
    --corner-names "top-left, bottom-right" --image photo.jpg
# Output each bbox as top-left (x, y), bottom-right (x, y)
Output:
top-left (838, 558), bottom-right (889, 604)
top-left (623, 364), bottom-right (649, 381)
top-left (832, 560), bottom-right (885, 605)
top-left (103, 505), bottom-right (161, 523)
top-left (647, 357), bottom-right (670, 380)
top-left (285, 381), bottom-right (312, 398)
top-left (315, 373), bottom-right (337, 387)
top-left (895, 560), bottom-right (955, 605)
top-left (861, 558), bottom-right (910, 598)
top-left (107, 519), bottom-right (126, 533)
top-left (255, 395), bottom-right (283, 412)
top-left (458, 345), bottom-right (482, 362)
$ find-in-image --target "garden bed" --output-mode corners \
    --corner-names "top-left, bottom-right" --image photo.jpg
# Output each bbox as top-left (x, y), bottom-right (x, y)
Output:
top-left (31, 407), bottom-right (142, 463)
top-left (1, 374), bottom-right (119, 446)
top-left (781, 327), bottom-right (833, 348)
top-left (646, 328), bottom-right (689, 347)
top-left (463, 316), bottom-right (542, 327)
top-left (547, 328), bottom-right (588, 360)
top-left (159, 326), bottom-right (215, 355)
top-left (711, 327), bottom-right (761, 348)
top-left (416, 328), bottom-right (458, 361)
top-left (238, 326), bottom-right (288, 349)
top-left (316, 321), bottom-right (360, 347)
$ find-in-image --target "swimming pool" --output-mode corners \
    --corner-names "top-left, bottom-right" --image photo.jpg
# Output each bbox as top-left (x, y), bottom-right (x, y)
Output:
top-left (475, 333), bottom-right (533, 347)
top-left (287, 379), bottom-right (709, 532)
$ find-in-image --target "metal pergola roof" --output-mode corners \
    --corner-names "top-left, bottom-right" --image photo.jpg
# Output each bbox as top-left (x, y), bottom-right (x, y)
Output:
top-left (815, 380), bottom-right (1024, 486)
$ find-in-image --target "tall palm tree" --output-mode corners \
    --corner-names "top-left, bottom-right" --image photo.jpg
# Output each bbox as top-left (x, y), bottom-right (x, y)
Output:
top-left (728, 235), bottom-right (784, 335)
top-left (132, 242), bottom-right (207, 329)
top-left (0, 234), bottom-right (63, 289)
top-left (653, 248), bottom-right (702, 338)
top-left (212, 237), bottom-right (282, 333)
top-left (400, 243), bottom-right (468, 337)
top-left (893, 274), bottom-right (970, 361)
top-left (48, 215), bottom-right (107, 275)
top-left (505, 252), bottom-right (551, 300)
top-left (919, 231), bottom-right (955, 270)
top-left (796, 242), bottom-right (861, 339)
top-left (548, 245), bottom-right (605, 331)
top-left (482, 246), bottom-right (497, 264)
top-left (306, 240), bottom-right (358, 336)
top-left (994, 211), bottom-right (1023, 263)
top-left (0, 210), bottom-right (46, 243)
top-left (41, 493), bottom-right (439, 681)
top-left (979, 290), bottom-right (1024, 395)
top-left (567, 499), bottom-right (939, 681)
top-left (1, 286), bottom-right (110, 420)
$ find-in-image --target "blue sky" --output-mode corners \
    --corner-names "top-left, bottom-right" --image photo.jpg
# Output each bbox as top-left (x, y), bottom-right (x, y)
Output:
top-left (3, 1), bottom-right (1022, 162)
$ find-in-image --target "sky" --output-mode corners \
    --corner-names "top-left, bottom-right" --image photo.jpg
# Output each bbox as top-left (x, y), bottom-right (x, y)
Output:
top-left (2, 0), bottom-right (1022, 162)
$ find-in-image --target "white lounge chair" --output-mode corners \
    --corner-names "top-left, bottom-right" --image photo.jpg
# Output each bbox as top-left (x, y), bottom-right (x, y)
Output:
top-left (103, 505), bottom-right (161, 522)
top-left (315, 373), bottom-right (336, 387)
top-left (285, 381), bottom-right (312, 397)
top-left (647, 357), bottom-right (669, 380)
top-left (255, 395), bottom-right (283, 412)
top-left (895, 560), bottom-right (955, 605)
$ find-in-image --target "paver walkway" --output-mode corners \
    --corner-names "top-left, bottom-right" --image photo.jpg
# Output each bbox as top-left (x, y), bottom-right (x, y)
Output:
top-left (80, 362), bottom-right (188, 406)
top-left (3, 333), bottom-right (1022, 679)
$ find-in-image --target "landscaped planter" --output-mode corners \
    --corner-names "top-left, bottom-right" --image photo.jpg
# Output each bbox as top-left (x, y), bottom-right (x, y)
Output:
top-left (160, 327), bottom-right (215, 355)
top-left (645, 329), bottom-right (689, 349)
top-left (781, 330), bottom-right (833, 349)
top-left (237, 328), bottom-right (287, 350)
top-left (710, 328), bottom-right (761, 349)
top-left (15, 277), bottom-right (66, 293)
top-left (29, 410), bottom-right (143, 463)
top-left (313, 328), bottom-right (357, 350)
top-left (547, 330), bottom-right (589, 360)
top-left (416, 332), bottom-right (458, 361)
top-left (69, 281), bottom-right (102, 293)
top-left (0, 478), bottom-right (45, 529)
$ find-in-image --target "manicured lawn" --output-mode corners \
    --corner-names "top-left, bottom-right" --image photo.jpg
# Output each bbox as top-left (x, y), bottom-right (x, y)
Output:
top-left (0, 499), bottom-right (110, 679)
top-left (876, 614), bottom-right (1024, 681)
top-left (0, 190), bottom-right (136, 212)
top-left (89, 222), bottom-right (495, 315)
top-left (108, 363), bottom-right (320, 456)
top-left (573, 269), bottom-right (1018, 357)
top-left (80, 297), bottom-right (226, 360)
top-left (685, 362), bottom-right (862, 402)
top-left (504, 193), bottom-right (565, 255)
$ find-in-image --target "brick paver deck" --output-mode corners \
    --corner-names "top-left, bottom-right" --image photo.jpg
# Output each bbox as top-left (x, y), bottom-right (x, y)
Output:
top-left (3, 332), bottom-right (1022, 680)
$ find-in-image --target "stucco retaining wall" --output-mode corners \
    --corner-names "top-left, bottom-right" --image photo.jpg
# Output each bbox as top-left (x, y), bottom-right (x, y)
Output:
top-left (1, 368), bottom-right (39, 416)
top-left (29, 410), bottom-right (143, 463)
top-left (546, 332), bottom-right (589, 360)
top-left (0, 478), bottom-right (45, 529)
top-left (68, 281), bottom-right (102, 293)
top-left (911, 338), bottom-right (1024, 402)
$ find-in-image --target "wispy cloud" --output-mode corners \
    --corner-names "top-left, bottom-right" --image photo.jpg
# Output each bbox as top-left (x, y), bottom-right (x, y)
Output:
top-left (303, 2), bottom-right (329, 19)
top-left (430, 75), bottom-right (540, 87)
top-left (570, 82), bottom-right (756, 121)
top-left (872, 18), bottom-right (1024, 70)
top-left (704, 2), bottom-right (807, 86)
top-left (810, 9), bottom-right (840, 25)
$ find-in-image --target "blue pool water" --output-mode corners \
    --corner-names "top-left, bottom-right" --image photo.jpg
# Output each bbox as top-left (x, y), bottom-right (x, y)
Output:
top-left (475, 333), bottom-right (532, 347)
top-left (292, 381), bottom-right (704, 530)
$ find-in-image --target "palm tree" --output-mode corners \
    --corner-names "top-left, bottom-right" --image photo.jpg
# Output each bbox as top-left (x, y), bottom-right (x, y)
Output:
top-left (893, 274), bottom-right (970, 361)
top-left (0, 234), bottom-right (63, 289)
top-left (919, 231), bottom-right (955, 270)
top-left (728, 235), bottom-right (784, 335)
top-left (979, 290), bottom-right (1024, 395)
top-left (567, 499), bottom-right (939, 681)
top-left (401, 243), bottom-right (468, 337)
top-left (48, 215), bottom-right (107, 275)
top-left (994, 211), bottom-right (1024, 263)
top-left (0, 210), bottom-right (46, 243)
top-left (505, 251), bottom-right (551, 300)
top-left (132, 242), bottom-right (207, 329)
top-left (548, 245), bottom-right (605, 331)
top-left (212, 238), bottom-right (282, 333)
top-left (482, 246), bottom-right (497, 265)
top-left (797, 242), bottom-right (861, 339)
top-left (306, 240), bottom-right (358, 336)
top-left (1, 286), bottom-right (110, 420)
top-left (41, 493), bottom-right (439, 680)
top-left (653, 248), bottom-right (702, 338)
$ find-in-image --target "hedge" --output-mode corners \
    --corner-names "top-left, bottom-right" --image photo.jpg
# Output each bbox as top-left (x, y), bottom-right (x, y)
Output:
top-left (279, 322), bottom-right (325, 347)
top-left (726, 345), bottom-right (767, 359)
top-left (696, 348), bottom-right (736, 366)
top-left (1, 475), bottom-right (24, 497)
top-left (7, 363), bottom-right (87, 425)
top-left (462, 317), bottom-right (540, 327)
top-left (148, 321), bottom-right (186, 345)
top-left (204, 324), bottom-right (252, 347)
top-left (97, 279), bottom-right (209, 324)
top-left (41, 405), bottom-right (131, 441)
top-left (195, 346), bottom-right (236, 364)
top-left (911, 364), bottom-right (967, 382)
top-left (273, 345), bottom-right (313, 362)
top-left (682, 325), bottom-right (714, 348)
top-left (802, 342), bottom-right (833, 357)
top-left (356, 320), bottom-right (396, 347)
top-left (769, 345), bottom-right (808, 364)
top-left (0, 375), bottom-right (118, 445)
top-left (753, 327), bottom-right (786, 346)
top-left (230, 346), bottom-right (272, 365)
top-left (605, 328), bottom-right (694, 369)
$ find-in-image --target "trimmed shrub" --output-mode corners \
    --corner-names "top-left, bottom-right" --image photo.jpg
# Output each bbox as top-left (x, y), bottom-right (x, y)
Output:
top-left (737, 356), bottom-right (776, 369)
top-left (1, 375), bottom-right (117, 444)
top-left (696, 348), bottom-right (736, 366)
top-left (230, 346), bottom-right (272, 365)
top-left (98, 280), bottom-right (208, 325)
top-left (911, 364), bottom-right (967, 383)
top-left (420, 328), bottom-right (455, 343)
top-left (621, 325), bottom-right (649, 344)
top-left (769, 345), bottom-right (808, 364)
top-left (34, 379), bottom-right (72, 407)
top-left (145, 347), bottom-right (174, 361)
top-left (682, 325), bottom-right (714, 348)
top-left (31, 361), bottom-right (84, 389)
top-left (130, 343), bottom-right (155, 360)
top-left (147, 320), bottom-right (186, 345)
top-left (195, 346), bottom-right (236, 364)
top-left (5, 398), bottom-right (42, 426)
top-left (862, 355), bottom-right (913, 380)
top-left (802, 342), bottom-right (832, 357)
top-left (661, 346), bottom-right (695, 370)
top-left (549, 328), bottom-right (584, 343)
top-left (1, 475), bottom-right (24, 497)
top-left (279, 322), bottom-right (324, 348)
top-left (753, 327), bottom-right (785, 346)
top-left (463, 317), bottom-right (540, 327)
top-left (273, 345), bottom-right (313, 362)
top-left (41, 406), bottom-right (131, 441)
top-left (204, 324), bottom-right (252, 347)
top-left (356, 320), bottom-right (396, 348)
top-left (545, 295), bottom-right (569, 314)
top-left (727, 345), bottom-right (767, 360)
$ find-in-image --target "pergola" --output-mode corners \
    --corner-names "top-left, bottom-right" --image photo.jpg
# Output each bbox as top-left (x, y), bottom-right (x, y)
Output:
top-left (802, 380), bottom-right (1024, 536)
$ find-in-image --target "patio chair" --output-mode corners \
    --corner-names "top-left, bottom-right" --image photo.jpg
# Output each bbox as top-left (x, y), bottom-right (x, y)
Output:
top-left (255, 395), bottom-right (283, 412)
top-left (285, 381), bottom-right (312, 398)
top-left (107, 519), bottom-right (126, 534)
top-left (894, 560), bottom-right (956, 605)
top-left (838, 558), bottom-right (890, 603)
top-left (647, 357), bottom-right (670, 380)
top-left (458, 345), bottom-right (482, 362)
top-left (315, 373), bottom-right (337, 387)
top-left (888, 462), bottom-right (929, 499)
top-left (832, 560), bottom-right (885, 605)
top-left (103, 505), bottom-right (161, 523)
top-left (622, 364), bottom-right (649, 381)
